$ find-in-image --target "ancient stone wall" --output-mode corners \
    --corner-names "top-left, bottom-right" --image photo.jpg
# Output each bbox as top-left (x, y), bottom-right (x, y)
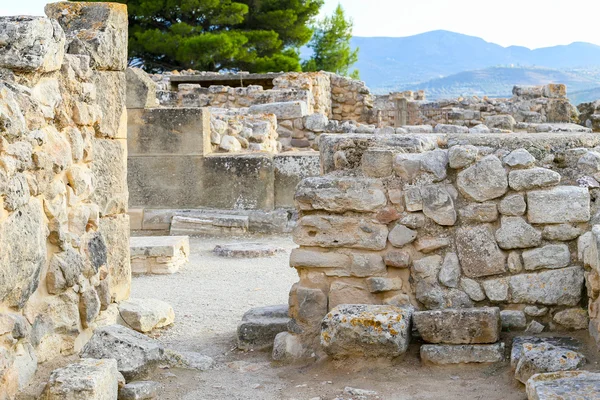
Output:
top-left (329, 74), bottom-right (374, 123)
top-left (0, 3), bottom-right (130, 397)
top-left (288, 132), bottom-right (600, 349)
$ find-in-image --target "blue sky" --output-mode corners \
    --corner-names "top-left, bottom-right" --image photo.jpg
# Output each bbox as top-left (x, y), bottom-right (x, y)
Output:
top-left (3, 0), bottom-right (600, 49)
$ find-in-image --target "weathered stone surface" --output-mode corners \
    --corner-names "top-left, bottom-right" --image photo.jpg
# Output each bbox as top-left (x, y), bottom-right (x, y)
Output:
top-left (456, 225), bottom-right (506, 278)
top-left (527, 186), bottom-right (591, 224)
top-left (515, 342), bottom-right (586, 384)
top-left (98, 215), bottom-right (130, 302)
top-left (90, 139), bottom-right (128, 216)
top-left (291, 285), bottom-right (328, 327)
top-left (43, 358), bottom-right (121, 399)
top-left (46, 2), bottom-right (128, 71)
top-left (495, 216), bottom-right (542, 250)
top-left (126, 68), bottom-right (157, 109)
top-left (420, 149), bottom-right (449, 181)
top-left (508, 168), bottom-right (561, 191)
top-left (294, 215), bottom-right (388, 250)
top-left (163, 349), bottom-right (214, 371)
top-left (485, 114), bottom-right (516, 130)
top-left (509, 267), bottom-right (584, 306)
top-left (508, 251), bottom-right (523, 273)
top-left (504, 149), bottom-right (535, 168)
top-left (522, 244), bottom-right (570, 271)
top-left (295, 177), bottom-right (386, 213)
top-left (460, 278), bottom-right (485, 301)
top-left (0, 199), bottom-right (47, 308)
top-left (321, 304), bottom-right (412, 358)
top-left (433, 254), bottom-right (458, 289)
top-left (290, 249), bottom-right (385, 277)
top-left (0, 16), bottom-right (65, 72)
top-left (80, 287), bottom-right (101, 329)
top-left (553, 308), bottom-right (589, 330)
top-left (366, 277), bottom-right (402, 293)
top-left (92, 71), bottom-right (127, 138)
top-left (526, 371), bottom-right (600, 400)
top-left (420, 185), bottom-right (457, 226)
top-left (524, 306), bottom-right (548, 317)
top-left (250, 101), bottom-right (308, 119)
top-left (457, 155), bottom-right (508, 202)
top-left (237, 305), bottom-right (290, 351)
top-left (458, 202), bottom-right (498, 223)
top-left (80, 325), bottom-right (164, 381)
top-left (511, 336), bottom-right (581, 368)
top-left (448, 145), bottom-right (478, 169)
top-left (393, 154), bottom-right (422, 181)
top-left (421, 343), bottom-right (505, 365)
top-left (361, 149), bottom-right (393, 178)
top-left (542, 224), bottom-right (582, 241)
top-left (130, 236), bottom-right (189, 275)
top-left (498, 193), bottom-right (526, 216)
top-left (482, 278), bottom-right (509, 302)
top-left (526, 320), bottom-right (546, 334)
top-left (413, 307), bottom-right (501, 344)
top-left (500, 310), bottom-right (527, 331)
top-left (383, 251), bottom-right (411, 268)
top-left (388, 224), bottom-right (417, 247)
top-left (272, 332), bottom-right (306, 361)
top-left (213, 243), bottom-right (285, 258)
top-left (119, 381), bottom-right (160, 400)
top-left (328, 281), bottom-right (376, 310)
top-left (118, 298), bottom-right (175, 333)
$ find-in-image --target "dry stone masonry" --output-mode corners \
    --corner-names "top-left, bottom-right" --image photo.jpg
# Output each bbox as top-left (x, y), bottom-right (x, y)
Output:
top-left (0, 3), bottom-right (130, 398)
top-left (286, 131), bottom-right (600, 353)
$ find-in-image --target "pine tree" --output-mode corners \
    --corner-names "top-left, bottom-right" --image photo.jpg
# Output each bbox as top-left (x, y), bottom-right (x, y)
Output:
top-left (304, 4), bottom-right (359, 78)
top-left (75, 0), bottom-right (323, 73)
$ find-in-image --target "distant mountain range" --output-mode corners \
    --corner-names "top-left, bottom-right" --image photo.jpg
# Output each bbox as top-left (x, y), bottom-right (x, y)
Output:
top-left (350, 30), bottom-right (600, 102)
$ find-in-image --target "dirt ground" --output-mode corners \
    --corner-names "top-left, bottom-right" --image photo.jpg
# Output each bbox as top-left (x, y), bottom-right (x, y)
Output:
top-left (130, 236), bottom-right (600, 400)
top-left (18, 235), bottom-right (600, 400)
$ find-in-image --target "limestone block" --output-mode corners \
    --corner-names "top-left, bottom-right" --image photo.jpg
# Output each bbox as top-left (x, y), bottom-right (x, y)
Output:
top-left (482, 278), bottom-right (509, 302)
top-left (420, 149), bottom-right (449, 181)
top-left (457, 155), bottom-right (508, 202)
top-left (448, 145), bottom-right (478, 169)
top-left (460, 278), bottom-right (485, 301)
top-left (79, 287), bottom-right (101, 329)
top-left (511, 336), bottom-right (582, 369)
top-left (43, 358), bottom-right (121, 399)
top-left (526, 320), bottom-right (546, 334)
top-left (293, 215), bottom-right (388, 250)
top-left (526, 371), bottom-right (600, 400)
top-left (420, 185), bottom-right (457, 226)
top-left (433, 124), bottom-right (469, 133)
top-left (388, 224), bottom-right (417, 247)
top-left (92, 71), bottom-right (127, 138)
top-left (0, 198), bottom-right (47, 309)
top-left (515, 342), bottom-right (586, 384)
top-left (304, 113), bottom-right (328, 132)
top-left (80, 325), bottom-right (164, 381)
top-left (414, 237), bottom-right (450, 253)
top-left (0, 16), bottom-right (65, 72)
top-left (495, 216), bottom-right (542, 250)
top-left (290, 285), bottom-right (328, 327)
top-left (508, 168), bottom-right (561, 191)
top-left (458, 202), bottom-right (498, 223)
top-left (485, 115), bottom-right (516, 130)
top-left (46, 2), bottom-right (128, 71)
top-left (438, 253), bottom-right (461, 288)
top-left (500, 310), bottom-right (526, 331)
top-left (214, 243), bottom-right (285, 258)
top-left (290, 248), bottom-right (386, 277)
top-left (420, 343), bottom-right (505, 365)
top-left (295, 177), bottom-right (386, 213)
top-left (456, 225), bottom-right (506, 278)
top-left (321, 304), bottom-right (412, 358)
top-left (237, 305), bottom-right (291, 351)
top-left (542, 224), bottom-right (582, 241)
top-left (503, 149), bottom-right (536, 168)
top-left (126, 68), bottom-right (158, 109)
top-left (272, 332), bottom-right (306, 361)
top-left (119, 381), bottom-right (160, 400)
top-left (527, 186), bottom-right (590, 224)
top-left (118, 298), bottom-right (175, 333)
top-left (509, 266), bottom-right (584, 306)
top-left (249, 101), bottom-right (308, 119)
top-left (498, 193), bottom-right (526, 216)
top-left (365, 277), bottom-right (402, 293)
top-left (90, 139), bottom-right (128, 216)
top-left (383, 251), bottom-right (411, 268)
top-left (98, 215), bottom-right (131, 302)
top-left (553, 308), bottom-right (589, 330)
top-left (522, 244), bottom-right (570, 271)
top-left (163, 349), bottom-right (214, 371)
top-left (130, 236), bottom-right (189, 275)
top-left (361, 149), bottom-right (393, 178)
top-left (274, 153), bottom-right (321, 208)
top-left (413, 308), bottom-right (501, 344)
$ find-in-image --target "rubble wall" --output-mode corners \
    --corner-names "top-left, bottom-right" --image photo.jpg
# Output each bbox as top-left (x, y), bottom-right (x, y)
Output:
top-left (0, 3), bottom-right (130, 397)
top-left (289, 132), bottom-right (600, 349)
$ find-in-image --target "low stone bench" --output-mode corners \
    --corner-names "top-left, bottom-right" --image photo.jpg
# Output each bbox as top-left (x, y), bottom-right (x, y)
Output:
top-left (130, 236), bottom-right (189, 275)
top-left (170, 214), bottom-right (248, 236)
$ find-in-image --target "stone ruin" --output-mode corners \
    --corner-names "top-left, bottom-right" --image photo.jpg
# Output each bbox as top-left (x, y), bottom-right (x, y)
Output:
top-left (3, 1), bottom-right (600, 399)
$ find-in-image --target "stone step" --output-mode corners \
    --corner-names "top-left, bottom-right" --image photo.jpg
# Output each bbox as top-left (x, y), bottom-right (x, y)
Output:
top-left (421, 343), bottom-right (505, 365)
top-left (413, 307), bottom-right (501, 344)
top-left (237, 305), bottom-right (291, 351)
top-left (130, 236), bottom-right (189, 275)
top-left (213, 243), bottom-right (286, 258)
top-left (526, 371), bottom-right (600, 400)
top-left (170, 214), bottom-right (249, 236)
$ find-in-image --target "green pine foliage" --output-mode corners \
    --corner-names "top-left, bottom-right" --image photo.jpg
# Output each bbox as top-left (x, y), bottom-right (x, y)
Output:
top-left (74, 0), bottom-right (323, 73)
top-left (304, 4), bottom-right (359, 78)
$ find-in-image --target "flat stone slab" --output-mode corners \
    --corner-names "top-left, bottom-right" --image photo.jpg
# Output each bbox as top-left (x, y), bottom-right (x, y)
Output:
top-left (515, 342), bottom-right (586, 384)
top-left (321, 304), bottom-right (412, 358)
top-left (526, 371), bottom-right (600, 400)
top-left (130, 236), bottom-right (189, 275)
top-left (118, 298), bottom-right (175, 333)
top-left (511, 336), bottom-right (581, 369)
top-left (43, 358), bottom-right (122, 399)
top-left (119, 381), bottom-right (160, 400)
top-left (213, 243), bottom-right (286, 258)
top-left (413, 307), bottom-right (501, 344)
top-left (237, 305), bottom-right (291, 351)
top-left (170, 214), bottom-right (248, 236)
top-left (80, 325), bottom-right (164, 381)
top-left (421, 343), bottom-right (505, 365)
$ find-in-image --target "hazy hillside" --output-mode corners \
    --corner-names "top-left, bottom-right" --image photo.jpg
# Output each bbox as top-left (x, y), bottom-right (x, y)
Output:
top-left (351, 31), bottom-right (600, 93)
top-left (400, 66), bottom-right (600, 100)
